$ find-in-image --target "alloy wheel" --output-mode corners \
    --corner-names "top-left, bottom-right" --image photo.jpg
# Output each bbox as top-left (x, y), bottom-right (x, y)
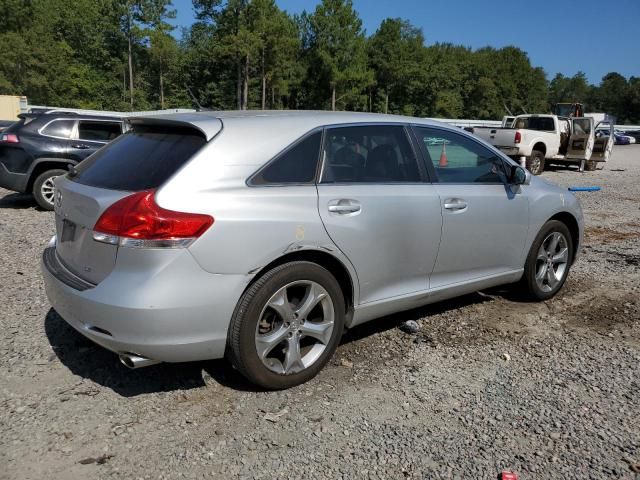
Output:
top-left (255, 280), bottom-right (334, 375)
top-left (535, 232), bottom-right (569, 293)
top-left (40, 176), bottom-right (57, 206)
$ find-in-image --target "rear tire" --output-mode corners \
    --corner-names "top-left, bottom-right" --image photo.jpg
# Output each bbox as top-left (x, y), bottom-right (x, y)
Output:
top-left (527, 150), bottom-right (545, 175)
top-left (521, 220), bottom-right (573, 301)
top-left (33, 169), bottom-right (66, 210)
top-left (227, 261), bottom-right (345, 390)
top-left (584, 160), bottom-right (597, 171)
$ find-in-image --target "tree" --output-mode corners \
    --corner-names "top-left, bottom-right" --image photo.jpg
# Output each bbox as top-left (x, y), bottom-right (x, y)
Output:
top-left (114, 0), bottom-right (177, 108)
top-left (625, 77), bottom-right (640, 124)
top-left (116, 0), bottom-right (142, 108)
top-left (209, 0), bottom-right (259, 109)
top-left (3, 0), bottom-right (638, 123)
top-left (548, 72), bottom-right (590, 108)
top-left (148, 29), bottom-right (179, 108)
top-left (473, 46), bottom-right (548, 116)
top-left (246, 0), bottom-right (299, 109)
top-left (189, 0), bottom-right (232, 108)
top-left (368, 18), bottom-right (425, 114)
top-left (143, 1), bottom-right (178, 109)
top-left (592, 72), bottom-right (629, 122)
top-left (418, 43), bottom-right (474, 118)
top-left (303, 0), bottom-right (372, 111)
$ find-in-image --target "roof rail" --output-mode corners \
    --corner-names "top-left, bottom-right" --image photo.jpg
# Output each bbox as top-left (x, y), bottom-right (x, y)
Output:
top-left (42, 109), bottom-right (79, 115)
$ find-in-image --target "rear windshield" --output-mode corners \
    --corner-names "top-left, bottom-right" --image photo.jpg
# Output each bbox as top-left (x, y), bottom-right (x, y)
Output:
top-left (71, 125), bottom-right (206, 191)
top-left (513, 117), bottom-right (555, 132)
top-left (4, 118), bottom-right (27, 132)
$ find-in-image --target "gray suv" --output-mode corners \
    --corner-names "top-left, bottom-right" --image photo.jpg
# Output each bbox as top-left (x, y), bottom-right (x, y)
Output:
top-left (41, 111), bottom-right (583, 389)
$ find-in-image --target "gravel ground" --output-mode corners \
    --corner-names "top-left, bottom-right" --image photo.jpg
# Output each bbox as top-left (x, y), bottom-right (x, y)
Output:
top-left (1, 146), bottom-right (639, 480)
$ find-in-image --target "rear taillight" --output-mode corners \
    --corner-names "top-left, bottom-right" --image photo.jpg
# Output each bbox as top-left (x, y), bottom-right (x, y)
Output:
top-left (93, 190), bottom-right (213, 248)
top-left (0, 134), bottom-right (19, 143)
top-left (514, 131), bottom-right (521, 144)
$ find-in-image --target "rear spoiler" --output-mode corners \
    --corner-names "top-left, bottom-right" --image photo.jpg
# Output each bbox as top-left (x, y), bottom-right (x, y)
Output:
top-left (17, 113), bottom-right (43, 125)
top-left (126, 113), bottom-right (222, 141)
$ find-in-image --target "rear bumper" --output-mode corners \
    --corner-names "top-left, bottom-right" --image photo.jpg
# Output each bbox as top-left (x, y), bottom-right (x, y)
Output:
top-left (41, 244), bottom-right (251, 363)
top-left (499, 146), bottom-right (522, 156)
top-left (0, 161), bottom-right (28, 192)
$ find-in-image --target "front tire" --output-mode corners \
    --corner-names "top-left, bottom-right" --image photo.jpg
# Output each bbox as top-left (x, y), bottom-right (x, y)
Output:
top-left (227, 261), bottom-right (345, 390)
top-left (584, 160), bottom-right (597, 171)
top-left (521, 220), bottom-right (573, 301)
top-left (527, 150), bottom-right (545, 175)
top-left (33, 169), bottom-right (66, 210)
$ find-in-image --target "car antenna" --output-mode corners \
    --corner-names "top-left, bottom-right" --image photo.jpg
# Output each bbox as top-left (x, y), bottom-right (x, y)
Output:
top-left (185, 85), bottom-right (211, 112)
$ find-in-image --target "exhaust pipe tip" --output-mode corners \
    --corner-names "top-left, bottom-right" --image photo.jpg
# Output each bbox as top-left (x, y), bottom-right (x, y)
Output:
top-left (119, 352), bottom-right (160, 369)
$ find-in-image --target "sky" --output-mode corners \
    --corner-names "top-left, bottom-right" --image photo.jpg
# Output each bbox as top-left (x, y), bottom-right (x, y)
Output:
top-left (170, 0), bottom-right (640, 84)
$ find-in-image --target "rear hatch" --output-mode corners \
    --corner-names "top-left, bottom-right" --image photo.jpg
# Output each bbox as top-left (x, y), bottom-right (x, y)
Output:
top-left (53, 120), bottom-right (218, 284)
top-left (0, 115), bottom-right (37, 172)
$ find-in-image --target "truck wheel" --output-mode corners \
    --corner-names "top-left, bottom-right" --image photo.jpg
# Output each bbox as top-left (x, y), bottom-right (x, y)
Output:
top-left (33, 169), bottom-right (66, 211)
top-left (584, 160), bottom-right (597, 171)
top-left (527, 151), bottom-right (545, 175)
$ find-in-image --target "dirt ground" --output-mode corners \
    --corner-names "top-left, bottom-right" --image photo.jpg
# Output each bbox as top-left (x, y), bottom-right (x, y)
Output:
top-left (1, 146), bottom-right (639, 479)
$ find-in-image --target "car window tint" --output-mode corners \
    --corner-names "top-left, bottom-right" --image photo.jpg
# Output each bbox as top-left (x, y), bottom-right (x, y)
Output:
top-left (321, 125), bottom-right (420, 183)
top-left (414, 127), bottom-right (507, 184)
top-left (78, 121), bottom-right (122, 142)
top-left (251, 131), bottom-right (322, 185)
top-left (71, 125), bottom-right (205, 191)
top-left (41, 119), bottom-right (75, 139)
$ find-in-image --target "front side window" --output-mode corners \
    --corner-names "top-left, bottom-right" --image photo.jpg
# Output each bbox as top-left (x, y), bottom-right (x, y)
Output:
top-left (572, 118), bottom-right (592, 136)
top-left (414, 127), bottom-right (507, 184)
top-left (41, 119), bottom-right (75, 139)
top-left (250, 131), bottom-right (322, 185)
top-left (321, 125), bottom-right (420, 183)
top-left (78, 121), bottom-right (122, 142)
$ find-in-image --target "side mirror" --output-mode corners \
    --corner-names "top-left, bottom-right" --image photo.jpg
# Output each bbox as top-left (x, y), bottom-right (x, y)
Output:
top-left (511, 166), bottom-right (530, 185)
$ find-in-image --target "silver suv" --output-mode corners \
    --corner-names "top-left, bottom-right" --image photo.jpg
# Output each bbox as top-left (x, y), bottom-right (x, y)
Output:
top-left (41, 111), bottom-right (583, 389)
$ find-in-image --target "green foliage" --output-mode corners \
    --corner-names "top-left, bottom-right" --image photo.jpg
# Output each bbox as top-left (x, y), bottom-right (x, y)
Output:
top-left (301, 0), bottom-right (372, 110)
top-left (0, 0), bottom-right (637, 122)
top-left (549, 72), bottom-right (590, 105)
top-left (368, 18), bottom-right (426, 114)
top-left (626, 77), bottom-right (640, 124)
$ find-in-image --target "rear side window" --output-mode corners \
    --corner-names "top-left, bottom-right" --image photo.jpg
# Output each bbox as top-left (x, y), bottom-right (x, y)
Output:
top-left (71, 125), bottom-right (205, 191)
top-left (321, 125), bottom-right (420, 183)
top-left (250, 131), bottom-right (322, 185)
top-left (78, 121), bottom-right (122, 142)
top-left (41, 119), bottom-right (75, 139)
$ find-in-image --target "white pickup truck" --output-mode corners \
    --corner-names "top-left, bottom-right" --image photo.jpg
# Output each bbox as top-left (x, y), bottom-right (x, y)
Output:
top-left (470, 114), bottom-right (614, 175)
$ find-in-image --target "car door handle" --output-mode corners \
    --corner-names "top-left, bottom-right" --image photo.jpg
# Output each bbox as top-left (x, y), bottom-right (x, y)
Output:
top-left (443, 199), bottom-right (468, 211)
top-left (328, 200), bottom-right (361, 214)
top-left (71, 143), bottom-right (89, 149)
top-left (328, 204), bottom-right (361, 214)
